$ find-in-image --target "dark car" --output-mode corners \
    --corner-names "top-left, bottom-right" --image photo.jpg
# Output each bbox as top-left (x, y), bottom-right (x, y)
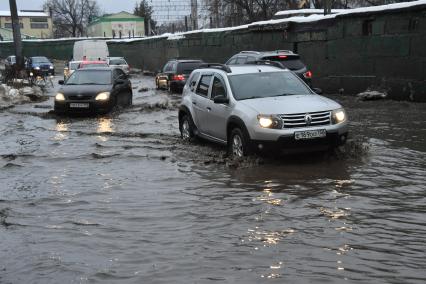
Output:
top-left (225, 50), bottom-right (312, 85)
top-left (26, 56), bottom-right (55, 76)
top-left (54, 67), bottom-right (133, 115)
top-left (155, 59), bottom-right (204, 93)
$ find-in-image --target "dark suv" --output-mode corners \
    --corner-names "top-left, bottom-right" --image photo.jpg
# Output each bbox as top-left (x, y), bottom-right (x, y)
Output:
top-left (155, 59), bottom-right (204, 93)
top-left (225, 50), bottom-right (312, 85)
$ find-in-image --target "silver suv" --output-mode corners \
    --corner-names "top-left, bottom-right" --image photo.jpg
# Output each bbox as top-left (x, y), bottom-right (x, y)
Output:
top-left (178, 63), bottom-right (348, 157)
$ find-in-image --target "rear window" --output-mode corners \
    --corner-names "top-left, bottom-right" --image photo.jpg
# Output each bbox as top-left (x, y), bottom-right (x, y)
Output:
top-left (263, 55), bottom-right (305, 70)
top-left (109, 58), bottom-right (127, 65)
top-left (177, 62), bottom-right (203, 74)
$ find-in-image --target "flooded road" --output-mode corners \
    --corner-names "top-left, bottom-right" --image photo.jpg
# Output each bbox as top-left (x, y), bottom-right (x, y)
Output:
top-left (0, 75), bottom-right (425, 283)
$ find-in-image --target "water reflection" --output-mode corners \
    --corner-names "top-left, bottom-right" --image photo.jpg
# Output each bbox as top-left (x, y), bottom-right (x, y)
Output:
top-left (54, 120), bottom-right (69, 141)
top-left (97, 117), bottom-right (114, 142)
top-left (97, 117), bottom-right (113, 133)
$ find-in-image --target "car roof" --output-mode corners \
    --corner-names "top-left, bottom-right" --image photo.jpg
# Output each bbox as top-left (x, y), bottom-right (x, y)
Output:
top-left (170, 59), bottom-right (203, 63)
top-left (80, 60), bottom-right (107, 64)
top-left (196, 65), bottom-right (288, 76)
top-left (236, 50), bottom-right (299, 57)
top-left (76, 67), bottom-right (113, 71)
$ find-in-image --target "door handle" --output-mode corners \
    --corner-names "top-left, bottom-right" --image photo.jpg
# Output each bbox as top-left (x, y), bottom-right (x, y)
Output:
top-left (206, 107), bottom-right (211, 111)
top-left (192, 101), bottom-right (197, 105)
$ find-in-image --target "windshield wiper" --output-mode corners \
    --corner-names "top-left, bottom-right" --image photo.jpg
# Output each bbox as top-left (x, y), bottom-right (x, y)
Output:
top-left (240, 96), bottom-right (264, 100)
top-left (271, 93), bottom-right (298, 97)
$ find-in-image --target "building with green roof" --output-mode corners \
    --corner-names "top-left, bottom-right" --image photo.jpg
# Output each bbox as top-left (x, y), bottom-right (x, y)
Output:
top-left (87, 11), bottom-right (145, 38)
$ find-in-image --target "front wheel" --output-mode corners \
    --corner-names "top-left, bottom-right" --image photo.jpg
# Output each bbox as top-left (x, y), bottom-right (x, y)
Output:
top-left (180, 114), bottom-right (195, 141)
top-left (229, 128), bottom-right (251, 158)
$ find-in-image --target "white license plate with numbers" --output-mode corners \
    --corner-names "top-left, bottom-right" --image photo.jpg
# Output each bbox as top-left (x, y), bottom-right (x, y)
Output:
top-left (70, 103), bottom-right (89, 108)
top-left (294, 129), bottom-right (326, 140)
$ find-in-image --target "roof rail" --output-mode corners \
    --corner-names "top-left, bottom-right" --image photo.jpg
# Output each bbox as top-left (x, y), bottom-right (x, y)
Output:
top-left (245, 60), bottom-right (286, 69)
top-left (240, 51), bottom-right (261, 54)
top-left (275, 50), bottom-right (294, 54)
top-left (198, 63), bottom-right (232, 73)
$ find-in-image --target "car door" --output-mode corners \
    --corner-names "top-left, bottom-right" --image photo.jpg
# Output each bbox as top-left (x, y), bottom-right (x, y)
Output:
top-left (112, 69), bottom-right (127, 104)
top-left (192, 73), bottom-right (213, 134)
top-left (205, 74), bottom-right (231, 141)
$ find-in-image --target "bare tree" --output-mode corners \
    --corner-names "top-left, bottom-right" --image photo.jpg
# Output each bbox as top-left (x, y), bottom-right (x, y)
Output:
top-left (44, 0), bottom-right (100, 38)
top-left (201, 0), bottom-right (408, 28)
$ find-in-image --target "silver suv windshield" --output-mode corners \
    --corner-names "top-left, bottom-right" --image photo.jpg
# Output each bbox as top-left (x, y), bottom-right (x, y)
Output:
top-left (229, 71), bottom-right (312, 100)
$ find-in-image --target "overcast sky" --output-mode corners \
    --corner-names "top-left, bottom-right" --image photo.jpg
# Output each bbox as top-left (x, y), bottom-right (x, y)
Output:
top-left (0, 0), bottom-right (138, 14)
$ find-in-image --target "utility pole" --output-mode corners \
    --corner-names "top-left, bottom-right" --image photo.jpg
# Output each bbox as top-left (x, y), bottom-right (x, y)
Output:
top-left (190, 0), bottom-right (198, 30)
top-left (9, 0), bottom-right (23, 75)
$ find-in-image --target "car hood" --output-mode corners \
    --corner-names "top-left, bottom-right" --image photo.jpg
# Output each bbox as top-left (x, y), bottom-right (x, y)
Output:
top-left (59, 84), bottom-right (112, 96)
top-left (238, 94), bottom-right (342, 114)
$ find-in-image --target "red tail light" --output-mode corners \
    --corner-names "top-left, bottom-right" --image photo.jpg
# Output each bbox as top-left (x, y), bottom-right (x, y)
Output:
top-left (278, 55), bottom-right (287, 58)
top-left (172, 74), bottom-right (185, 81)
top-left (303, 71), bottom-right (312, 78)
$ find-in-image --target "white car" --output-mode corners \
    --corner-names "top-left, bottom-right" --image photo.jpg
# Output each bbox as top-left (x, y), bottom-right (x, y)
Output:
top-left (107, 57), bottom-right (130, 75)
top-left (178, 63), bottom-right (348, 157)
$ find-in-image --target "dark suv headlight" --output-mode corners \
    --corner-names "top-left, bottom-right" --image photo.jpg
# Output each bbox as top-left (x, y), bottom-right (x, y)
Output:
top-left (331, 108), bottom-right (346, 124)
top-left (257, 115), bottom-right (283, 129)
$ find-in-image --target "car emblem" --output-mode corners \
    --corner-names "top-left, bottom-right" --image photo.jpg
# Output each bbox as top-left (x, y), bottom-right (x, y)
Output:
top-left (77, 94), bottom-right (83, 97)
top-left (304, 114), bottom-right (312, 125)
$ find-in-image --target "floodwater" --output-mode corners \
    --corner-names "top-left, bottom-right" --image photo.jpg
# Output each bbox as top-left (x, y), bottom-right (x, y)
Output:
top-left (0, 75), bottom-right (425, 284)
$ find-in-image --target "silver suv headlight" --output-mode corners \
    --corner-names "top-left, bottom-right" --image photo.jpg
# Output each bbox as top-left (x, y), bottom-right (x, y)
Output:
top-left (257, 114), bottom-right (283, 129)
top-left (331, 108), bottom-right (347, 124)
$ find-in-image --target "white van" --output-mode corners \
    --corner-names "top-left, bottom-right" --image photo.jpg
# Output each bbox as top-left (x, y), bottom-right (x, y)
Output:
top-left (73, 40), bottom-right (109, 61)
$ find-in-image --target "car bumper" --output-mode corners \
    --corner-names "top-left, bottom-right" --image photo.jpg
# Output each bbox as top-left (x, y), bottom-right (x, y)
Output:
top-left (31, 69), bottom-right (55, 76)
top-left (54, 100), bottom-right (113, 114)
top-left (249, 123), bottom-right (348, 152)
top-left (170, 80), bottom-right (186, 90)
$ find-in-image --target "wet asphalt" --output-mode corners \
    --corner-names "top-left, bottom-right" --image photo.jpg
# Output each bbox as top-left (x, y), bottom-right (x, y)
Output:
top-left (0, 74), bottom-right (425, 283)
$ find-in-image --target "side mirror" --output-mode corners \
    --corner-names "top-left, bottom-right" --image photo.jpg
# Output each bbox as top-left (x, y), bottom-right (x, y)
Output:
top-left (213, 95), bottom-right (229, 104)
top-left (58, 80), bottom-right (64, 85)
top-left (114, 79), bottom-right (125, 87)
top-left (312, 87), bottom-right (322, 95)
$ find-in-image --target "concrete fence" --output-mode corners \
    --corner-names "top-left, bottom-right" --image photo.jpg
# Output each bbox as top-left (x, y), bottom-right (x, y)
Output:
top-left (1, 2), bottom-right (425, 101)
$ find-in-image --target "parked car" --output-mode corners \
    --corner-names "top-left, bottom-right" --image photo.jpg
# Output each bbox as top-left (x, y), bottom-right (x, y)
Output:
top-left (78, 60), bottom-right (108, 69)
top-left (155, 59), bottom-right (204, 93)
top-left (63, 60), bottom-right (83, 80)
top-left (107, 57), bottom-right (130, 75)
top-left (225, 50), bottom-right (312, 85)
top-left (54, 67), bottom-right (132, 115)
top-left (178, 63), bottom-right (348, 157)
top-left (26, 56), bottom-right (55, 76)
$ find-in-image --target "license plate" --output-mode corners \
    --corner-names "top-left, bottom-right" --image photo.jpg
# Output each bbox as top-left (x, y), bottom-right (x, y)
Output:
top-left (295, 129), bottom-right (326, 140)
top-left (70, 103), bottom-right (89, 108)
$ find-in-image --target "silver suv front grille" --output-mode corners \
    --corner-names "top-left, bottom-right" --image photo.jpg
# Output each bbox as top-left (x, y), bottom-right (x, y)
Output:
top-left (279, 111), bottom-right (331, 128)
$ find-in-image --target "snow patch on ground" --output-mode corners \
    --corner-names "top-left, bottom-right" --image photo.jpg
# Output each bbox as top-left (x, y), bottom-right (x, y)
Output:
top-left (0, 84), bottom-right (46, 108)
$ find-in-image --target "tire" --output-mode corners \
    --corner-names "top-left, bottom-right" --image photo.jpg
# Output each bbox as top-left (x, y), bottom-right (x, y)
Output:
top-left (156, 79), bottom-right (160, 90)
top-left (180, 114), bottom-right (195, 141)
top-left (228, 127), bottom-right (251, 158)
top-left (127, 92), bottom-right (133, 106)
